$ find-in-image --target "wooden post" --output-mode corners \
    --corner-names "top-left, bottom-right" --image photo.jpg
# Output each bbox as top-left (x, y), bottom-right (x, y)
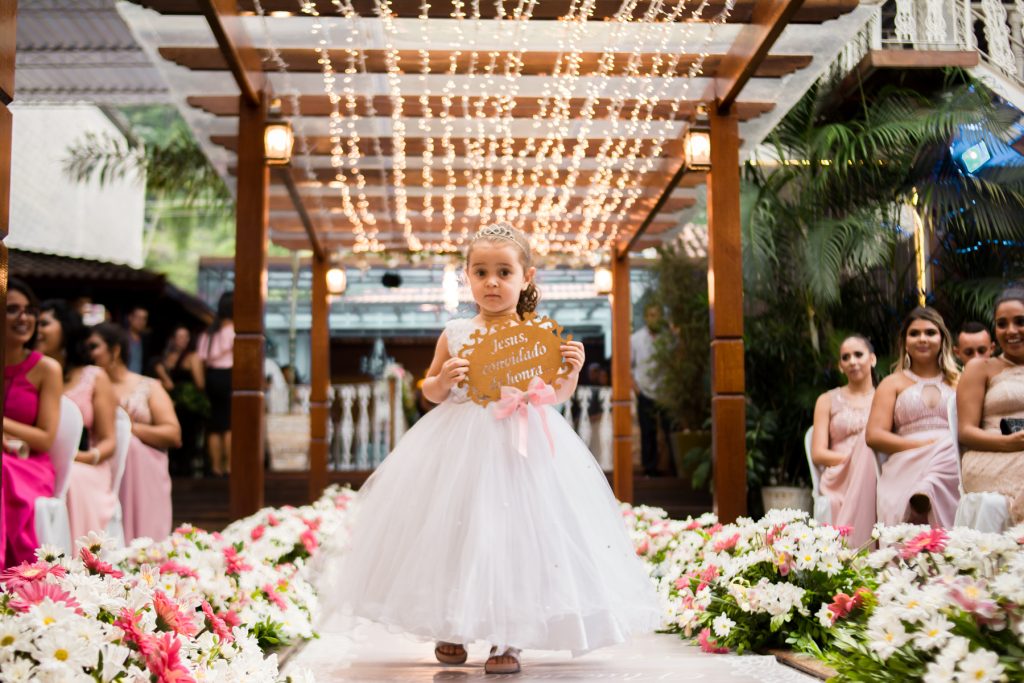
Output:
top-left (707, 107), bottom-right (746, 523)
top-left (229, 90), bottom-right (269, 519)
top-left (610, 251), bottom-right (633, 503)
top-left (0, 0), bottom-right (17, 547)
top-left (308, 253), bottom-right (330, 502)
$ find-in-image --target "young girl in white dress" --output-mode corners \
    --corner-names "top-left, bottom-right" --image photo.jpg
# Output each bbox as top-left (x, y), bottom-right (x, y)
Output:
top-left (324, 223), bottom-right (660, 675)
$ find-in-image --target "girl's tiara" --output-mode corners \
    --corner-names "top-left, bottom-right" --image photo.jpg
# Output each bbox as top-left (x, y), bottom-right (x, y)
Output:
top-left (472, 223), bottom-right (519, 244)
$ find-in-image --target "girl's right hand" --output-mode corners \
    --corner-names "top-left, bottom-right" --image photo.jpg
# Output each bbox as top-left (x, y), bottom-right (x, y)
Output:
top-left (439, 357), bottom-right (470, 391)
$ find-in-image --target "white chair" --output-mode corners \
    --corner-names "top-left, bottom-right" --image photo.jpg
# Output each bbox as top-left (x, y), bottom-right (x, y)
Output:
top-left (34, 396), bottom-right (82, 556)
top-left (950, 395), bottom-right (1011, 532)
top-left (804, 426), bottom-right (832, 524)
top-left (104, 408), bottom-right (132, 548)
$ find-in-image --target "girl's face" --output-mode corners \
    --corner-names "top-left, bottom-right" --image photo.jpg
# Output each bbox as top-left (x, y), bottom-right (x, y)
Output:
top-left (838, 338), bottom-right (874, 384)
top-left (6, 290), bottom-right (38, 348)
top-left (88, 333), bottom-right (115, 370)
top-left (173, 327), bottom-right (190, 350)
top-left (36, 310), bottom-right (64, 358)
top-left (905, 319), bottom-right (942, 365)
top-left (467, 241), bottom-right (535, 317)
top-left (994, 300), bottom-right (1024, 361)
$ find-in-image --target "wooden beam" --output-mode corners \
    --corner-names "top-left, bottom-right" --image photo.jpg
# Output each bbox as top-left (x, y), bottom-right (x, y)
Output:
top-left (229, 91), bottom-right (269, 519)
top-left (308, 253), bottom-right (330, 502)
top-left (163, 47), bottom-right (811, 79)
top-left (610, 251), bottom-right (633, 503)
top-left (714, 0), bottom-right (806, 113)
top-left (198, 0), bottom-right (266, 106)
top-left (617, 161), bottom-right (696, 257)
top-left (707, 107), bottom-right (746, 523)
top-left (137, 0), bottom-right (860, 24)
top-left (189, 94), bottom-right (776, 122)
top-left (0, 0), bottom-right (15, 106)
top-left (274, 167), bottom-right (325, 260)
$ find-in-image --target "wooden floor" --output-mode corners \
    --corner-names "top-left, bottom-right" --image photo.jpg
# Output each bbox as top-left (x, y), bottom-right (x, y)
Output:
top-left (280, 615), bottom-right (816, 682)
top-left (172, 470), bottom-right (711, 531)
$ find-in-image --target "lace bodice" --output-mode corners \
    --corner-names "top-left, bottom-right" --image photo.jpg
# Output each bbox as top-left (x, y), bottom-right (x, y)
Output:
top-left (444, 318), bottom-right (482, 404)
top-left (980, 362), bottom-right (1024, 432)
top-left (828, 387), bottom-right (873, 453)
top-left (894, 370), bottom-right (954, 436)
top-left (65, 365), bottom-right (102, 430)
top-left (121, 376), bottom-right (156, 425)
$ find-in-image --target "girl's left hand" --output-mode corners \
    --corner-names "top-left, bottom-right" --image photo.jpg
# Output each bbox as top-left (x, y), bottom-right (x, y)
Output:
top-left (561, 341), bottom-right (585, 375)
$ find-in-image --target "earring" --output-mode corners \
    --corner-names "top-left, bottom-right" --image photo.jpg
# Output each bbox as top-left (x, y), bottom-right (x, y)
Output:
top-left (903, 352), bottom-right (912, 369)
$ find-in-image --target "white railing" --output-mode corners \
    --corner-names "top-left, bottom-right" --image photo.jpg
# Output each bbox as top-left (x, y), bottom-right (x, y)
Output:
top-left (327, 383), bottom-right (616, 472)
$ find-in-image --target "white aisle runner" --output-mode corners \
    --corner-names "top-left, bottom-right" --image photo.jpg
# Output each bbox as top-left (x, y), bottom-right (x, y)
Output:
top-left (282, 612), bottom-right (818, 682)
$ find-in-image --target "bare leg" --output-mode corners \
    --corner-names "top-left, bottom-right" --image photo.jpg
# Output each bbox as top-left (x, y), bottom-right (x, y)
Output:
top-left (224, 431), bottom-right (232, 475)
top-left (208, 432), bottom-right (224, 476)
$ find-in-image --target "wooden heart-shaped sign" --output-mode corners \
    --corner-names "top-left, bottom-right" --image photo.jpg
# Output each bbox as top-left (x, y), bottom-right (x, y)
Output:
top-left (460, 313), bottom-right (573, 406)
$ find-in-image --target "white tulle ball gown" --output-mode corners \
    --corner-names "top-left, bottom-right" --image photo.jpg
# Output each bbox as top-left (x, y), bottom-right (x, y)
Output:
top-left (321, 318), bottom-right (661, 656)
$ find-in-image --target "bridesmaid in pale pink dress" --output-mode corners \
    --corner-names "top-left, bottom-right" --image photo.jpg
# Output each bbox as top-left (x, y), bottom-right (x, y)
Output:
top-left (868, 307), bottom-right (961, 527)
top-left (36, 300), bottom-right (119, 545)
top-left (958, 288), bottom-right (1024, 523)
top-left (2, 279), bottom-right (62, 568)
top-left (811, 335), bottom-right (877, 547)
top-left (88, 323), bottom-right (180, 542)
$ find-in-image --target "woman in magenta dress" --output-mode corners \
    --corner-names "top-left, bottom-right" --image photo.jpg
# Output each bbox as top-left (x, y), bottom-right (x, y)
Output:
top-left (868, 307), bottom-right (961, 527)
top-left (811, 335), bottom-right (877, 547)
top-left (88, 323), bottom-right (180, 542)
top-left (2, 279), bottom-right (62, 568)
top-left (37, 300), bottom-right (119, 545)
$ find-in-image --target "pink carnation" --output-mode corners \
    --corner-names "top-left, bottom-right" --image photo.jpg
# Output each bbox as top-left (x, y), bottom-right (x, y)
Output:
top-left (80, 547), bottom-right (124, 578)
top-left (222, 547), bottom-right (252, 575)
top-left (685, 520), bottom-right (702, 531)
top-left (900, 528), bottom-right (949, 559)
top-left (262, 583), bottom-right (289, 611)
top-left (827, 588), bottom-right (870, 622)
top-left (0, 560), bottom-right (66, 589)
top-left (116, 608), bottom-right (158, 658)
top-left (713, 534), bottom-right (740, 552)
top-left (300, 528), bottom-right (319, 554)
top-left (200, 601), bottom-right (234, 643)
top-left (153, 591), bottom-right (199, 637)
top-left (697, 565), bottom-right (720, 592)
top-left (250, 525), bottom-right (266, 541)
top-left (635, 539), bottom-right (650, 556)
top-left (159, 561), bottom-right (199, 580)
top-left (8, 581), bottom-right (83, 614)
top-left (144, 632), bottom-right (195, 683)
top-left (697, 627), bottom-right (729, 654)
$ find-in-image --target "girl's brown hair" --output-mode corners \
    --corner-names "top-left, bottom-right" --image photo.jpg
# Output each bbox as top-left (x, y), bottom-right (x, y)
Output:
top-left (466, 222), bottom-right (539, 318)
top-left (892, 306), bottom-right (960, 386)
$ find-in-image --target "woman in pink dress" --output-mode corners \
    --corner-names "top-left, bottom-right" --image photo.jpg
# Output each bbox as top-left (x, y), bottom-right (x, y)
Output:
top-left (2, 279), bottom-right (62, 568)
top-left (198, 291), bottom-right (233, 477)
top-left (811, 335), bottom-right (877, 547)
top-left (37, 300), bottom-right (119, 545)
top-left (88, 323), bottom-right (180, 542)
top-left (958, 288), bottom-right (1024, 523)
top-left (868, 307), bottom-right (960, 527)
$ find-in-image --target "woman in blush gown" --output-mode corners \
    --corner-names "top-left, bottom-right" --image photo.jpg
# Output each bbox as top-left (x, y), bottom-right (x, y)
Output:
top-left (868, 307), bottom-right (960, 528)
top-left (37, 300), bottom-right (119, 546)
top-left (2, 279), bottom-right (62, 568)
top-left (958, 288), bottom-right (1024, 523)
top-left (88, 323), bottom-right (180, 543)
top-left (811, 335), bottom-right (877, 547)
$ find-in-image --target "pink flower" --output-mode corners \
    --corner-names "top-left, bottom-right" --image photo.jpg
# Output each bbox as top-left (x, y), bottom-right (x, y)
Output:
top-left (200, 601), bottom-right (234, 643)
top-left (302, 517), bottom-right (322, 532)
top-left (262, 584), bottom-right (288, 611)
top-left (713, 534), bottom-right (740, 552)
top-left (222, 547), bottom-right (252, 575)
top-left (8, 581), bottom-right (83, 614)
top-left (775, 551), bottom-right (794, 577)
top-left (221, 609), bottom-right (241, 628)
top-left (0, 560), bottom-right (66, 589)
top-left (900, 528), bottom-right (949, 559)
top-left (635, 539), bottom-right (650, 556)
top-left (116, 608), bottom-right (158, 658)
top-left (830, 525), bottom-right (853, 538)
top-left (80, 547), bottom-right (124, 578)
top-left (266, 513), bottom-right (280, 527)
top-left (159, 561), bottom-right (199, 580)
top-left (827, 588), bottom-right (869, 622)
top-left (250, 525), bottom-right (266, 541)
top-left (708, 523), bottom-right (723, 535)
top-left (153, 591), bottom-right (199, 637)
top-left (697, 565), bottom-right (720, 592)
top-left (685, 520), bottom-right (702, 531)
top-left (145, 632), bottom-right (195, 683)
top-left (697, 627), bottom-right (729, 654)
top-left (300, 529), bottom-right (319, 554)
top-left (766, 524), bottom-right (786, 546)
top-left (950, 580), bottom-right (999, 620)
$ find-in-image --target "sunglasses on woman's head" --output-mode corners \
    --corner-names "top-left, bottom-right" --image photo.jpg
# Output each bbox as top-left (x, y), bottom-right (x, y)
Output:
top-left (6, 304), bottom-right (39, 318)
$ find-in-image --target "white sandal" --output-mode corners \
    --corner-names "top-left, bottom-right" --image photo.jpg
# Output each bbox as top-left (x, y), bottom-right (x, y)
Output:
top-left (434, 641), bottom-right (467, 665)
top-left (484, 646), bottom-right (521, 674)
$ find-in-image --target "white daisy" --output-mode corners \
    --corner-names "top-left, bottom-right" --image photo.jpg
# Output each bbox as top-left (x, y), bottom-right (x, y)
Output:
top-left (955, 648), bottom-right (1005, 683)
top-left (913, 614), bottom-right (953, 650)
top-left (32, 630), bottom-right (95, 670)
top-left (712, 614), bottom-right (735, 639)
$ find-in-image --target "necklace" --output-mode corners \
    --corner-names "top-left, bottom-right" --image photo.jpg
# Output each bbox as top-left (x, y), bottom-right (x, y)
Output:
top-left (999, 354), bottom-right (1024, 367)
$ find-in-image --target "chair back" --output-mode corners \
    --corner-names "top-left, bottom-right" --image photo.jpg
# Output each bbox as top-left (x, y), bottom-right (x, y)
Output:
top-left (112, 408), bottom-right (132, 494)
top-left (803, 426), bottom-right (821, 494)
top-left (52, 397), bottom-right (84, 499)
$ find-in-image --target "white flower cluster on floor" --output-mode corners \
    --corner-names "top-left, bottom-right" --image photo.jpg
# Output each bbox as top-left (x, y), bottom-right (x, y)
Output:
top-left (0, 486), bottom-right (355, 683)
top-left (622, 505), bottom-right (1024, 682)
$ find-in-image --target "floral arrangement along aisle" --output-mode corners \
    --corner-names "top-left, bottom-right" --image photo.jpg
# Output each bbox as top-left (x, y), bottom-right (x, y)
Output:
top-left (0, 486), bottom-right (354, 682)
top-left (623, 505), bottom-right (1024, 682)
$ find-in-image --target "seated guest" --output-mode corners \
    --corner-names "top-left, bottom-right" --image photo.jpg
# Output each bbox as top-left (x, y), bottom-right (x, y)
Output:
top-left (2, 279), bottom-right (62, 568)
top-left (88, 324), bottom-right (180, 542)
top-left (954, 321), bottom-right (996, 366)
top-left (37, 300), bottom-right (118, 545)
top-left (811, 335), bottom-right (877, 547)
top-left (868, 307), bottom-right (960, 528)
top-left (958, 287), bottom-right (1024, 523)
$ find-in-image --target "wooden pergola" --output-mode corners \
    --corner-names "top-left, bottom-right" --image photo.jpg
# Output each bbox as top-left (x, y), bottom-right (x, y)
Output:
top-left (1, 1), bottom-right (864, 524)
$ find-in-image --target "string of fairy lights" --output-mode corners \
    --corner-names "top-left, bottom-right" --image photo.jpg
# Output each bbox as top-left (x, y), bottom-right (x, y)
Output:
top-left (272, 0), bottom-right (737, 259)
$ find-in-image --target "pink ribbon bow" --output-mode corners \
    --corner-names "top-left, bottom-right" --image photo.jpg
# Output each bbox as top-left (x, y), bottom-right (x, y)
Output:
top-left (491, 376), bottom-right (557, 458)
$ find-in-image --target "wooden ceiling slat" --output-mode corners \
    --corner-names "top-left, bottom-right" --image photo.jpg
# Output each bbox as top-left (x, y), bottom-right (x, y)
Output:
top-left (268, 194), bottom-right (696, 213)
top-left (135, 1), bottom-right (859, 24)
top-left (212, 134), bottom-right (685, 159)
top-left (189, 94), bottom-right (775, 121)
top-left (270, 217), bottom-right (677, 235)
top-left (160, 47), bottom-right (812, 78)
